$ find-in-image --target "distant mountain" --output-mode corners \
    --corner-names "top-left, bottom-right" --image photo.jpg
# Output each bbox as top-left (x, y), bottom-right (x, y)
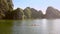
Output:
top-left (23, 7), bottom-right (43, 19)
top-left (45, 6), bottom-right (60, 19)
top-left (30, 8), bottom-right (43, 19)
top-left (23, 7), bottom-right (31, 19)
top-left (38, 10), bottom-right (44, 18)
top-left (30, 8), bottom-right (38, 19)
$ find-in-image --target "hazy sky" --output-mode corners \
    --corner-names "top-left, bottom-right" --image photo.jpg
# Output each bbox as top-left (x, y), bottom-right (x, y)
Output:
top-left (13, 0), bottom-right (60, 13)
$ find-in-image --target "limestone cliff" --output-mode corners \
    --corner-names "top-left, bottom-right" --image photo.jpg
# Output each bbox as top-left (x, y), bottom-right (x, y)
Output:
top-left (0, 0), bottom-right (13, 19)
top-left (23, 7), bottom-right (43, 19)
top-left (45, 6), bottom-right (60, 19)
top-left (12, 8), bottom-right (24, 20)
top-left (30, 8), bottom-right (43, 19)
top-left (23, 7), bottom-right (31, 19)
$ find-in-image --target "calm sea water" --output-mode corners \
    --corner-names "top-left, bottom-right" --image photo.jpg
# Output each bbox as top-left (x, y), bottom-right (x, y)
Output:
top-left (0, 19), bottom-right (60, 34)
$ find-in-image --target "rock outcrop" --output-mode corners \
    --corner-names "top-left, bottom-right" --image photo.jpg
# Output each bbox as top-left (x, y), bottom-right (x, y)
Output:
top-left (45, 6), bottom-right (60, 19)
top-left (38, 10), bottom-right (43, 18)
top-left (23, 7), bottom-right (43, 19)
top-left (7, 0), bottom-right (13, 11)
top-left (23, 7), bottom-right (31, 19)
top-left (30, 8), bottom-right (43, 19)
top-left (12, 8), bottom-right (24, 20)
top-left (0, 0), bottom-right (13, 19)
top-left (30, 8), bottom-right (38, 19)
top-left (0, 0), bottom-right (9, 19)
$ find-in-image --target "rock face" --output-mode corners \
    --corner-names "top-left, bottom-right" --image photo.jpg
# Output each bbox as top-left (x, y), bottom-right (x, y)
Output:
top-left (0, 0), bottom-right (9, 19)
top-left (7, 0), bottom-right (13, 11)
top-left (30, 8), bottom-right (43, 19)
top-left (38, 10), bottom-right (43, 18)
top-left (23, 7), bottom-right (31, 19)
top-left (45, 6), bottom-right (60, 19)
top-left (23, 7), bottom-right (43, 19)
top-left (12, 8), bottom-right (24, 20)
top-left (30, 8), bottom-right (38, 19)
top-left (0, 0), bottom-right (13, 19)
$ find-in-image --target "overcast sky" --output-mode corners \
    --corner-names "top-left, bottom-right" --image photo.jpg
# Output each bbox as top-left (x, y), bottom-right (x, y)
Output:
top-left (13, 0), bottom-right (60, 13)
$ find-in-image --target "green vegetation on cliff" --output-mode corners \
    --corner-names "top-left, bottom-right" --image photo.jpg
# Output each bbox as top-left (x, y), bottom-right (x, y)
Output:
top-left (1, 0), bottom-right (60, 20)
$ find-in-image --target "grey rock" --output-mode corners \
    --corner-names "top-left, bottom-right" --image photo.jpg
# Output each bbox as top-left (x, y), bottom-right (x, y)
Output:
top-left (45, 6), bottom-right (60, 19)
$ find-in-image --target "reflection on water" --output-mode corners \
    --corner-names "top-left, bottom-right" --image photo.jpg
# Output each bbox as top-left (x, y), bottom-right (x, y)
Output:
top-left (0, 19), bottom-right (60, 34)
top-left (0, 20), bottom-right (13, 34)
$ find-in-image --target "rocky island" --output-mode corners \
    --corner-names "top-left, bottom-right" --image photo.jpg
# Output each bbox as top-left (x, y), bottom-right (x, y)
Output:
top-left (45, 7), bottom-right (60, 19)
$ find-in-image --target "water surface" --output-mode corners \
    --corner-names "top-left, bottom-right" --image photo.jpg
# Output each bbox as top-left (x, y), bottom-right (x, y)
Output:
top-left (0, 19), bottom-right (60, 34)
